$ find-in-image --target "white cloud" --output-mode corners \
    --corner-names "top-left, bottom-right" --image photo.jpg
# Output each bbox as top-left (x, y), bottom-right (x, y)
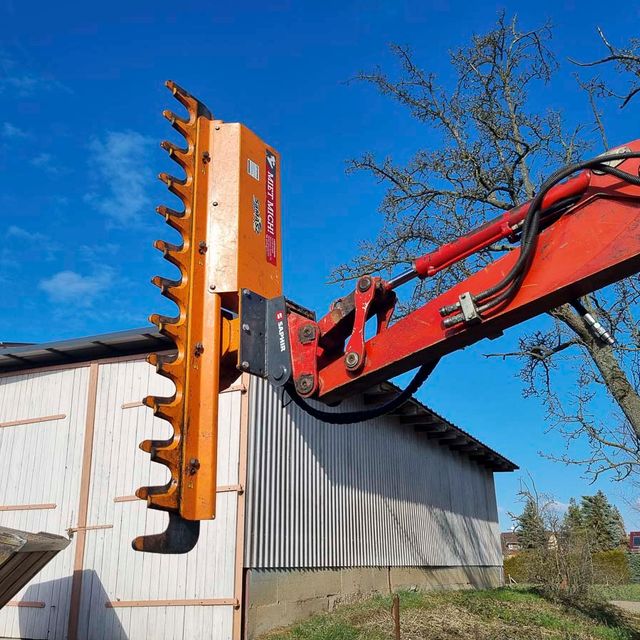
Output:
top-left (31, 152), bottom-right (51, 167)
top-left (550, 500), bottom-right (569, 514)
top-left (0, 54), bottom-right (69, 97)
top-left (86, 130), bottom-right (155, 227)
top-left (1, 122), bottom-right (28, 138)
top-left (38, 269), bottom-right (113, 306)
top-left (7, 225), bottom-right (46, 242)
top-left (30, 152), bottom-right (65, 175)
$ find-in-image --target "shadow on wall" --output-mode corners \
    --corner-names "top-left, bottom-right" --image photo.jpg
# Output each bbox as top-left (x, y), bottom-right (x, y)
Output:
top-left (20, 570), bottom-right (128, 640)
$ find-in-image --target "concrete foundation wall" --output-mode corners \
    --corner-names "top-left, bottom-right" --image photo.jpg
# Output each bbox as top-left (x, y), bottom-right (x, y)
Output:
top-left (245, 565), bottom-right (503, 638)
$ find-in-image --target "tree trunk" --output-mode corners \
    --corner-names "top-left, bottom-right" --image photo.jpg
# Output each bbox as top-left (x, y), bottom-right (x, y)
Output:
top-left (554, 304), bottom-right (640, 437)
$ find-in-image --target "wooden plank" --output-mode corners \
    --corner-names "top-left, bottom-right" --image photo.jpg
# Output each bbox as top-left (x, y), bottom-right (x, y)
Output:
top-left (105, 598), bottom-right (238, 608)
top-left (67, 362), bottom-right (99, 640)
top-left (233, 373), bottom-right (250, 640)
top-left (0, 414), bottom-right (65, 429)
top-left (113, 484), bottom-right (243, 503)
top-left (121, 401), bottom-right (143, 410)
top-left (4, 600), bottom-right (45, 608)
top-left (67, 524), bottom-right (113, 534)
top-left (0, 503), bottom-right (56, 512)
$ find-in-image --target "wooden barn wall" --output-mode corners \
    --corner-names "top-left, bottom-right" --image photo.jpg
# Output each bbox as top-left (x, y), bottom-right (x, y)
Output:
top-left (0, 359), bottom-right (246, 640)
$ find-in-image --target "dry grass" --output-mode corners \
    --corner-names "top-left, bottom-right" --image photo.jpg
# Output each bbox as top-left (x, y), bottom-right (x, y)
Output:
top-left (261, 587), bottom-right (640, 640)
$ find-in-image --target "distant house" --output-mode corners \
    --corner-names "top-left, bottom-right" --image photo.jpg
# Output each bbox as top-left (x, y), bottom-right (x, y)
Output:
top-left (630, 531), bottom-right (640, 552)
top-left (501, 532), bottom-right (522, 557)
top-left (501, 531), bottom-right (561, 557)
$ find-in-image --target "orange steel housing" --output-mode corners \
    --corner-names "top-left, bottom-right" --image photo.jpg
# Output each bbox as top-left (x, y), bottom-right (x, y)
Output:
top-left (134, 81), bottom-right (281, 550)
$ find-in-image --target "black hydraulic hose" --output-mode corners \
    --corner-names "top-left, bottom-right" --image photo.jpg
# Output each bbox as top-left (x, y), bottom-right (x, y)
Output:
top-left (285, 359), bottom-right (439, 424)
top-left (473, 152), bottom-right (640, 312)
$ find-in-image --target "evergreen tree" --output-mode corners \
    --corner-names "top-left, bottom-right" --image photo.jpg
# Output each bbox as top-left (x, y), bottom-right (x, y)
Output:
top-left (515, 497), bottom-right (547, 549)
top-left (581, 491), bottom-right (626, 551)
top-left (562, 498), bottom-right (584, 537)
top-left (611, 505), bottom-right (628, 548)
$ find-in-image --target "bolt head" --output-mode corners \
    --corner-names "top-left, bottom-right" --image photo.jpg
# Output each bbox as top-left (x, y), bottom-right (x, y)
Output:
top-left (344, 352), bottom-right (361, 369)
top-left (212, 201), bottom-right (219, 207)
top-left (357, 276), bottom-right (372, 293)
top-left (242, 323), bottom-right (250, 332)
top-left (297, 376), bottom-right (313, 393)
top-left (241, 361), bottom-right (250, 370)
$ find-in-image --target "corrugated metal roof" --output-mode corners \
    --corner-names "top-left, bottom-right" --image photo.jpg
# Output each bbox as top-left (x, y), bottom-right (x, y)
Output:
top-left (0, 328), bottom-right (171, 373)
top-left (0, 328), bottom-right (516, 471)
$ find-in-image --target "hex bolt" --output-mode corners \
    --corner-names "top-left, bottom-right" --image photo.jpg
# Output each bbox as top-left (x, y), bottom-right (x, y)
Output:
top-left (194, 342), bottom-right (204, 357)
top-left (344, 351), bottom-right (361, 370)
top-left (299, 323), bottom-right (316, 344)
top-left (198, 241), bottom-right (207, 254)
top-left (357, 276), bottom-right (372, 292)
top-left (202, 151), bottom-right (211, 164)
top-left (296, 376), bottom-right (313, 393)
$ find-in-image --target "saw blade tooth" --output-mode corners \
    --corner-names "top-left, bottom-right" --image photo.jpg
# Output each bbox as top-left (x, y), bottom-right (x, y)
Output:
top-left (158, 172), bottom-right (192, 204)
top-left (154, 363), bottom-right (182, 386)
top-left (165, 80), bottom-right (212, 121)
top-left (156, 204), bottom-right (186, 219)
top-left (154, 240), bottom-right (187, 270)
top-left (154, 239), bottom-right (182, 254)
top-left (147, 353), bottom-right (183, 377)
top-left (149, 312), bottom-right (183, 329)
top-left (146, 487), bottom-right (179, 511)
top-left (162, 109), bottom-right (192, 141)
top-left (150, 443), bottom-right (180, 467)
top-left (156, 205), bottom-right (190, 236)
top-left (151, 275), bottom-right (182, 291)
top-left (135, 486), bottom-right (150, 500)
top-left (160, 140), bottom-right (192, 173)
top-left (136, 479), bottom-right (179, 510)
top-left (144, 396), bottom-right (183, 424)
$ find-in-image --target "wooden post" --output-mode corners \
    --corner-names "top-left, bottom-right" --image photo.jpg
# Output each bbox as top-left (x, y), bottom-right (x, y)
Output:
top-left (391, 593), bottom-right (400, 640)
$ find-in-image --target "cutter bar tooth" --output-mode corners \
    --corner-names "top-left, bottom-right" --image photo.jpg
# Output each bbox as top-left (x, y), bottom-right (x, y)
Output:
top-left (162, 109), bottom-right (192, 140)
top-left (154, 240), bottom-right (187, 270)
top-left (160, 140), bottom-right (191, 172)
top-left (158, 172), bottom-right (192, 204)
top-left (151, 275), bottom-right (182, 290)
top-left (165, 80), bottom-right (212, 120)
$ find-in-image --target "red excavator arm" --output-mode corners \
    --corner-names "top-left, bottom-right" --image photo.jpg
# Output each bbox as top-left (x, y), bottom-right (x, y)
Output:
top-left (266, 150), bottom-right (640, 404)
top-left (136, 82), bottom-right (640, 553)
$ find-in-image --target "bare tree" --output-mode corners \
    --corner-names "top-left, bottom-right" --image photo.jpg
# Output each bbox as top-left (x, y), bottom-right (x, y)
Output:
top-left (570, 28), bottom-right (640, 108)
top-left (332, 14), bottom-right (640, 482)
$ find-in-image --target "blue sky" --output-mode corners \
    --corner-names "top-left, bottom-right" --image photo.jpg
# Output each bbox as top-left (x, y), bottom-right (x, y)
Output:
top-left (2, 0), bottom-right (639, 530)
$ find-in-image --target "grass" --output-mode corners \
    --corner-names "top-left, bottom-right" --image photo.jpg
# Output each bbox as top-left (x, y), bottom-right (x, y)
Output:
top-left (593, 584), bottom-right (640, 602)
top-left (261, 587), bottom-right (640, 640)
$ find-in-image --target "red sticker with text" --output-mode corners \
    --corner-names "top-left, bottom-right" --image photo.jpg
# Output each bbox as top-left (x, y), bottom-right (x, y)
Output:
top-left (265, 149), bottom-right (277, 265)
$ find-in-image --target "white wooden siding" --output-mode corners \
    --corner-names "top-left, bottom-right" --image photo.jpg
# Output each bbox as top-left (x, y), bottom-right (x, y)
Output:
top-left (77, 360), bottom-right (242, 640)
top-left (0, 360), bottom-right (244, 640)
top-left (0, 367), bottom-right (89, 639)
